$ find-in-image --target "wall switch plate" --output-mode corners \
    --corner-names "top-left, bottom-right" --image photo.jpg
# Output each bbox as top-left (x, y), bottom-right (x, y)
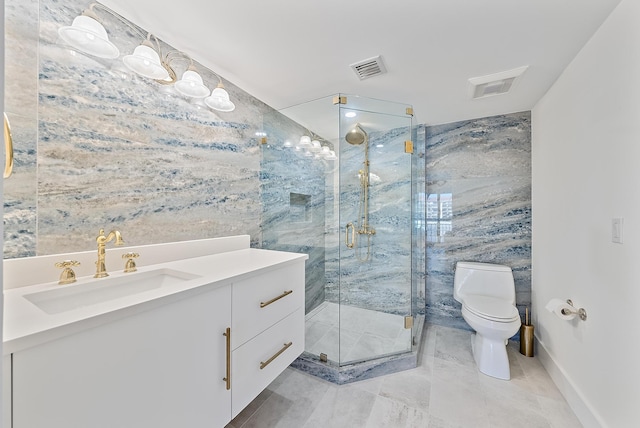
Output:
top-left (612, 218), bottom-right (624, 244)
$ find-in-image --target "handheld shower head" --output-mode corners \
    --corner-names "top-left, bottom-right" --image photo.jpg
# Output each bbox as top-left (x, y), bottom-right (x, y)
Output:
top-left (345, 124), bottom-right (368, 145)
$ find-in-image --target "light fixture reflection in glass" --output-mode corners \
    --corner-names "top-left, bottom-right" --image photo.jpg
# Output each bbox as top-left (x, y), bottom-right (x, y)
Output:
top-left (345, 111), bottom-right (357, 118)
top-left (284, 141), bottom-right (293, 147)
top-left (299, 136), bottom-right (312, 148)
top-left (310, 140), bottom-right (322, 152)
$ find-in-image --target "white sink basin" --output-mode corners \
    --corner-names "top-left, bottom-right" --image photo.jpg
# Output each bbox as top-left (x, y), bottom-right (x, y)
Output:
top-left (23, 268), bottom-right (201, 315)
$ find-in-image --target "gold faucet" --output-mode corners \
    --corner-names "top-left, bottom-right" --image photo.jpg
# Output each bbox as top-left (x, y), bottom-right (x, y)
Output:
top-left (94, 228), bottom-right (124, 278)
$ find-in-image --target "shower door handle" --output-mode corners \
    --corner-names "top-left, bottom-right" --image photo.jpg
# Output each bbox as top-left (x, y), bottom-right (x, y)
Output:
top-left (345, 222), bottom-right (355, 248)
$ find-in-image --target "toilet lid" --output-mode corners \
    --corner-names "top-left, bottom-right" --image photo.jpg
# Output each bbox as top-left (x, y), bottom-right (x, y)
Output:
top-left (463, 295), bottom-right (519, 322)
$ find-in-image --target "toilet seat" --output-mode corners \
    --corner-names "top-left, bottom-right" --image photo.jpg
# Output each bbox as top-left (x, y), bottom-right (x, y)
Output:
top-left (463, 295), bottom-right (519, 323)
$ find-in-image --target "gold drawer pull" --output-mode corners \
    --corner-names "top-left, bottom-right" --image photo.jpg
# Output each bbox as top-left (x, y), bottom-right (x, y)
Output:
top-left (260, 290), bottom-right (293, 308)
top-left (223, 328), bottom-right (231, 390)
top-left (260, 342), bottom-right (292, 370)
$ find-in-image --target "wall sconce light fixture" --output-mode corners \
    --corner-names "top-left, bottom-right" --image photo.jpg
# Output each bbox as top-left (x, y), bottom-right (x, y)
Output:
top-left (58, 3), bottom-right (235, 111)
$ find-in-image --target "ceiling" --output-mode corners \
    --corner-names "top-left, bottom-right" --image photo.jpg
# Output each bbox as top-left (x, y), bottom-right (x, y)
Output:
top-left (100, 0), bottom-right (621, 126)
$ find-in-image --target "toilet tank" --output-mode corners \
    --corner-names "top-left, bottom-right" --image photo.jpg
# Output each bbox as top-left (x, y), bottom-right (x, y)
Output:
top-left (453, 261), bottom-right (515, 304)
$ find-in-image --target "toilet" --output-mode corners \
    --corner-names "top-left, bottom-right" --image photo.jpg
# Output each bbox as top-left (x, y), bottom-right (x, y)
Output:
top-left (453, 261), bottom-right (521, 380)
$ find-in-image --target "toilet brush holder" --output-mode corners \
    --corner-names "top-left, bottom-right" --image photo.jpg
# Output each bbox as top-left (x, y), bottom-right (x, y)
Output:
top-left (520, 307), bottom-right (534, 357)
top-left (519, 324), bottom-right (534, 357)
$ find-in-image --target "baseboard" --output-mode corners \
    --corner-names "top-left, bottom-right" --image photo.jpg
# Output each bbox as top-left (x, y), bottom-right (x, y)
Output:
top-left (535, 336), bottom-right (606, 428)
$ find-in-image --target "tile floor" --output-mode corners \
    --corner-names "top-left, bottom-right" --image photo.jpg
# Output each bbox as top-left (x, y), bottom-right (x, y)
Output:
top-left (227, 323), bottom-right (583, 428)
top-left (305, 302), bottom-right (412, 364)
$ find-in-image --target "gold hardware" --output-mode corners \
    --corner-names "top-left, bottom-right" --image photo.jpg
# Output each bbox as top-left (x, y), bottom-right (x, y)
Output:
top-left (404, 316), bottom-right (414, 329)
top-left (260, 137), bottom-right (267, 144)
top-left (333, 95), bottom-right (347, 105)
top-left (405, 107), bottom-right (414, 116)
top-left (4, 112), bottom-right (14, 179)
top-left (94, 228), bottom-right (124, 278)
top-left (223, 327), bottom-right (231, 390)
top-left (122, 252), bottom-right (140, 273)
top-left (260, 290), bottom-right (293, 308)
top-left (55, 260), bottom-right (81, 285)
top-left (319, 353), bottom-right (328, 363)
top-left (404, 141), bottom-right (414, 154)
top-left (345, 222), bottom-right (355, 248)
top-left (260, 342), bottom-right (292, 370)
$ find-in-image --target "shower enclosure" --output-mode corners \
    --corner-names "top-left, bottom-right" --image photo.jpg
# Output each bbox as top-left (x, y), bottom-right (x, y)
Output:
top-left (261, 94), bottom-right (425, 383)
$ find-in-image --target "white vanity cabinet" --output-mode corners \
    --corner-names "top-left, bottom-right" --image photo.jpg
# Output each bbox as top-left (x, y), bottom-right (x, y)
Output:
top-left (11, 284), bottom-right (232, 428)
top-left (231, 262), bottom-right (305, 417)
top-left (4, 243), bottom-right (307, 428)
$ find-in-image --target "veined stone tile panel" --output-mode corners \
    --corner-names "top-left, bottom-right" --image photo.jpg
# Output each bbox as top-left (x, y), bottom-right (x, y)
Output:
top-left (425, 112), bottom-right (531, 331)
top-left (4, 0), bottom-right (39, 258)
top-left (426, 112), bottom-right (531, 181)
top-left (2, 0), bottom-right (284, 256)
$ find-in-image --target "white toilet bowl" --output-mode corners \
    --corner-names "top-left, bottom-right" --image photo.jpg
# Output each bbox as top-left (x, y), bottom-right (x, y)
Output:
top-left (461, 295), bottom-right (520, 380)
top-left (453, 262), bottom-right (521, 380)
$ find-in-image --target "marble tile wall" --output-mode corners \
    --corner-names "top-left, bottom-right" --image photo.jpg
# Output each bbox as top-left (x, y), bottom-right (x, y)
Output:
top-left (3, 0), bottom-right (299, 258)
top-left (261, 111), bottom-right (328, 313)
top-left (4, 0), bottom-right (39, 258)
top-left (425, 112), bottom-right (532, 331)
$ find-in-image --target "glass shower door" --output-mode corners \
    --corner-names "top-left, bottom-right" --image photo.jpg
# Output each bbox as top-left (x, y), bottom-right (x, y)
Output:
top-left (337, 96), bottom-right (414, 365)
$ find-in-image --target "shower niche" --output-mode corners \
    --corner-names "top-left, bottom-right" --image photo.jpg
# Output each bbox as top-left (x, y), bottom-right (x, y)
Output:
top-left (261, 94), bottom-right (425, 383)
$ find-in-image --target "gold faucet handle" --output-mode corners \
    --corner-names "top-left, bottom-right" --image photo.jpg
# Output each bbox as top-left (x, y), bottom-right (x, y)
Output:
top-left (122, 252), bottom-right (139, 273)
top-left (55, 260), bottom-right (80, 285)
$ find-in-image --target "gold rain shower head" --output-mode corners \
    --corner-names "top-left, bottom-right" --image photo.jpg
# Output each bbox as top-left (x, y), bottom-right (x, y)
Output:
top-left (345, 123), bottom-right (368, 145)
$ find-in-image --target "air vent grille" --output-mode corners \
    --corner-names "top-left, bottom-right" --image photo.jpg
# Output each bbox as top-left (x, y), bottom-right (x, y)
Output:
top-left (468, 66), bottom-right (528, 99)
top-left (350, 55), bottom-right (387, 80)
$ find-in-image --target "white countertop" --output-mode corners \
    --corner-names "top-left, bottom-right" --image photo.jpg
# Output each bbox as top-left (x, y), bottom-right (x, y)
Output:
top-left (3, 247), bottom-right (308, 355)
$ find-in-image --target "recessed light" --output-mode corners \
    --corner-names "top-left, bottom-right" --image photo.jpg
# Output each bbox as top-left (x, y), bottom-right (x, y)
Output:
top-left (345, 112), bottom-right (357, 118)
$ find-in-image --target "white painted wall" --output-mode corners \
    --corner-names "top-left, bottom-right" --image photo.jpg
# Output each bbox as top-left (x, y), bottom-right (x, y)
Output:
top-left (532, 0), bottom-right (640, 426)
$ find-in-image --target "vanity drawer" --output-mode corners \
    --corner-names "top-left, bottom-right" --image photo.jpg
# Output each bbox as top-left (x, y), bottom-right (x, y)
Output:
top-left (231, 307), bottom-right (304, 418)
top-left (232, 262), bottom-right (304, 348)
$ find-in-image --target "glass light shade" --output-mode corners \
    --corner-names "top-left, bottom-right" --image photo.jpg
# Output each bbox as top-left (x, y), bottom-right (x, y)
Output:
top-left (123, 44), bottom-right (170, 80)
top-left (58, 15), bottom-right (120, 59)
top-left (298, 136), bottom-right (312, 147)
top-left (304, 150), bottom-right (314, 158)
top-left (310, 140), bottom-right (322, 152)
top-left (205, 85), bottom-right (235, 112)
top-left (174, 70), bottom-right (210, 98)
top-left (325, 150), bottom-right (337, 160)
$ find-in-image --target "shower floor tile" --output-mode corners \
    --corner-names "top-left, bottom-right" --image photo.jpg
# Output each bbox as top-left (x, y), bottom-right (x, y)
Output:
top-left (304, 302), bottom-right (412, 364)
top-left (227, 324), bottom-right (583, 428)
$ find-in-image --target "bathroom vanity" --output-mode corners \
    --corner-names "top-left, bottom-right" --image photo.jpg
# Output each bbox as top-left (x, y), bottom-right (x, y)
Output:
top-left (2, 235), bottom-right (307, 428)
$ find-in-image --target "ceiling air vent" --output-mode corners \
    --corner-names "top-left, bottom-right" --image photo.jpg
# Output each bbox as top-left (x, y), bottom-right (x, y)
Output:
top-left (468, 66), bottom-right (528, 99)
top-left (350, 55), bottom-right (387, 80)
